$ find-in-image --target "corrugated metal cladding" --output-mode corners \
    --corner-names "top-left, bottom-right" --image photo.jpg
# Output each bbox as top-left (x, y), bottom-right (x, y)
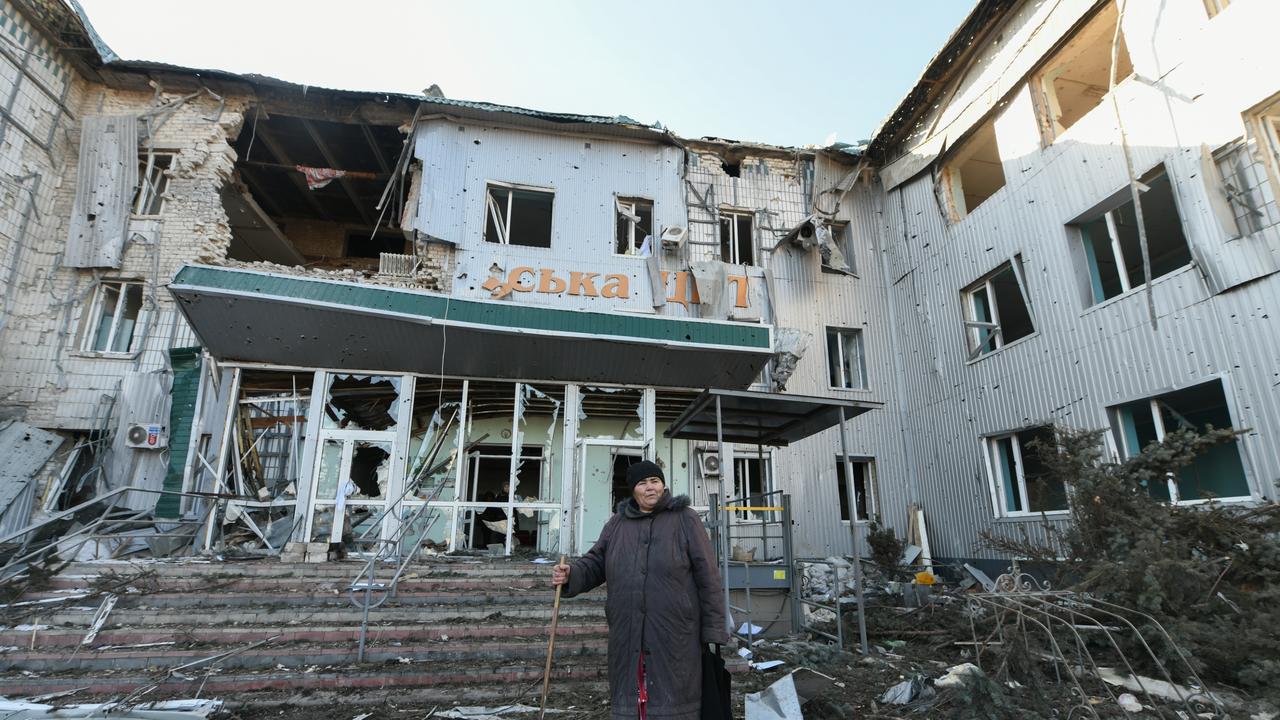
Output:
top-left (0, 421), bottom-right (65, 537)
top-left (873, 0), bottom-right (1280, 561)
top-left (680, 151), bottom-right (912, 559)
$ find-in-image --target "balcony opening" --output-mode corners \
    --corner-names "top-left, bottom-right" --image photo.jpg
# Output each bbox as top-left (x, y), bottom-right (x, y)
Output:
top-left (1036, 1), bottom-right (1134, 141)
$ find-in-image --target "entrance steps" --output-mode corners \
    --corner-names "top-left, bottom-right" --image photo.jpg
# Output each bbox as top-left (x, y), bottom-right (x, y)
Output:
top-left (0, 558), bottom-right (610, 708)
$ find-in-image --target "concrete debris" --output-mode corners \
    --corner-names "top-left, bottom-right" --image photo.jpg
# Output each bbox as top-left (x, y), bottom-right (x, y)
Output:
top-left (745, 668), bottom-right (836, 720)
top-left (933, 662), bottom-right (982, 688)
top-left (0, 699), bottom-right (222, 719)
top-left (1117, 693), bottom-right (1143, 713)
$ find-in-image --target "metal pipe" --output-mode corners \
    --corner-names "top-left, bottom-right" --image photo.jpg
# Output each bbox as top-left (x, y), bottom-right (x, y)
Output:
top-left (837, 407), bottom-right (869, 654)
top-left (715, 395), bottom-right (732, 636)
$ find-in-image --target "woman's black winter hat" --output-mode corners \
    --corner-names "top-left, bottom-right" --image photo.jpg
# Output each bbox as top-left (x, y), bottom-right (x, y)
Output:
top-left (625, 460), bottom-right (665, 490)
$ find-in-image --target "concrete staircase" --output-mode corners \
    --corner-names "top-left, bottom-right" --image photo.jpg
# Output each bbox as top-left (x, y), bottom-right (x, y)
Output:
top-left (0, 558), bottom-right (611, 709)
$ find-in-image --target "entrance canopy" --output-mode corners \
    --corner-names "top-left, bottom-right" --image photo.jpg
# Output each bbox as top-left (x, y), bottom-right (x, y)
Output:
top-left (169, 265), bottom-right (774, 389)
top-left (664, 388), bottom-right (880, 446)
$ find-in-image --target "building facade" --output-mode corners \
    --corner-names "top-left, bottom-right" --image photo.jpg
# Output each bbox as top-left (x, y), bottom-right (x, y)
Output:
top-left (0, 0), bottom-right (1276, 568)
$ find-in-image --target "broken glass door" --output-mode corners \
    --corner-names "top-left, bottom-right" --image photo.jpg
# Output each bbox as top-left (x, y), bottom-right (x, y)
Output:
top-left (575, 440), bottom-right (643, 554)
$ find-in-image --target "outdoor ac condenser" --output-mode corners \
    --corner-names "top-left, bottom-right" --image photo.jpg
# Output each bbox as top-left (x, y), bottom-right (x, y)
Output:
top-left (698, 451), bottom-right (722, 477)
top-left (124, 423), bottom-right (167, 450)
top-left (660, 225), bottom-right (686, 250)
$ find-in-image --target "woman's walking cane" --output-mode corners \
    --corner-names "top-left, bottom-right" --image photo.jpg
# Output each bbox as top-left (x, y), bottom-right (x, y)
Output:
top-left (539, 555), bottom-right (568, 720)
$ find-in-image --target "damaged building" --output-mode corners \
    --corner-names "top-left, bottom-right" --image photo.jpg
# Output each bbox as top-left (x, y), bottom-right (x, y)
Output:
top-left (0, 0), bottom-right (1277, 580)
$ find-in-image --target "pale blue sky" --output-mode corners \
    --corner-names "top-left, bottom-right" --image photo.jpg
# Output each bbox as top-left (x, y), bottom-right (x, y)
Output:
top-left (77, 1), bottom-right (974, 148)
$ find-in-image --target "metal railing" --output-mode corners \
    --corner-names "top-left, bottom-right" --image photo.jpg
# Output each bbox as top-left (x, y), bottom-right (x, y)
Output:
top-left (706, 490), bottom-right (794, 650)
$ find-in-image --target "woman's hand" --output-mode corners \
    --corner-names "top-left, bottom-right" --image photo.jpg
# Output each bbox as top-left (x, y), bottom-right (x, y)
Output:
top-left (552, 562), bottom-right (571, 587)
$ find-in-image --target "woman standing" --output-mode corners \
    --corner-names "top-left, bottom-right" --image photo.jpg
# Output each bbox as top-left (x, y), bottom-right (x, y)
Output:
top-left (552, 460), bottom-right (727, 719)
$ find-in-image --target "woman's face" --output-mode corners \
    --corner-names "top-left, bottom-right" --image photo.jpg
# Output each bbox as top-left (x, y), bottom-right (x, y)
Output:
top-left (633, 476), bottom-right (665, 512)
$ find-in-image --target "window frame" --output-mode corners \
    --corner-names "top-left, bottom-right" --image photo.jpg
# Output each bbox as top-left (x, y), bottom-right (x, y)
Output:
top-left (982, 426), bottom-right (1069, 519)
top-left (1075, 166), bottom-right (1193, 306)
top-left (825, 326), bottom-right (867, 390)
top-left (718, 210), bottom-right (755, 266)
top-left (820, 221), bottom-right (857, 276)
top-left (1245, 95), bottom-right (1280, 211)
top-left (835, 456), bottom-right (876, 524)
top-left (1107, 380), bottom-right (1254, 505)
top-left (483, 181), bottom-right (556, 248)
top-left (961, 256), bottom-right (1035, 361)
top-left (729, 451), bottom-right (774, 523)
top-left (614, 196), bottom-right (655, 257)
top-left (80, 279), bottom-right (145, 355)
top-left (132, 151), bottom-right (174, 217)
top-left (940, 117), bottom-right (1007, 220)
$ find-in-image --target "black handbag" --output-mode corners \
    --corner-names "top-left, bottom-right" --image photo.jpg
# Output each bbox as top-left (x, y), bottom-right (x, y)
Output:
top-left (701, 643), bottom-right (732, 720)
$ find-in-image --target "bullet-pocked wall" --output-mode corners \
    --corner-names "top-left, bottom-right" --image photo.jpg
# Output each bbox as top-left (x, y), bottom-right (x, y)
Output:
top-left (872, 0), bottom-right (1280, 562)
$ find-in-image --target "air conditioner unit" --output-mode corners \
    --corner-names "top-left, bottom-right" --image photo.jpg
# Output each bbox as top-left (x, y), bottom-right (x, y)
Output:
top-left (698, 451), bottom-right (722, 478)
top-left (660, 225), bottom-right (687, 250)
top-left (125, 423), bottom-right (167, 450)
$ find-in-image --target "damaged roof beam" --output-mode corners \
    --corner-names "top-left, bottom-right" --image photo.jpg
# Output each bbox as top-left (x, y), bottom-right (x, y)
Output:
top-left (301, 118), bottom-right (375, 227)
top-left (252, 123), bottom-right (335, 222)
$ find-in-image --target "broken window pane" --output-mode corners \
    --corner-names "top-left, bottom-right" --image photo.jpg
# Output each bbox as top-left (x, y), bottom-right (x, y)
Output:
top-left (1111, 380), bottom-right (1250, 502)
top-left (322, 374), bottom-right (402, 430)
top-left (944, 118), bottom-right (1006, 219)
top-left (1037, 1), bottom-right (1133, 141)
top-left (719, 212), bottom-right (755, 265)
top-left (1075, 169), bottom-right (1192, 305)
top-left (236, 370), bottom-right (313, 500)
top-left (132, 152), bottom-right (172, 215)
top-left (820, 222), bottom-right (856, 274)
top-left (84, 281), bottom-right (143, 353)
top-left (826, 328), bottom-right (867, 389)
top-left (615, 197), bottom-right (654, 255)
top-left (835, 458), bottom-right (875, 522)
top-left (986, 426), bottom-right (1066, 516)
top-left (579, 386), bottom-right (645, 441)
top-left (964, 258), bottom-right (1036, 358)
top-left (1213, 139), bottom-right (1279, 236)
top-left (484, 184), bottom-right (553, 247)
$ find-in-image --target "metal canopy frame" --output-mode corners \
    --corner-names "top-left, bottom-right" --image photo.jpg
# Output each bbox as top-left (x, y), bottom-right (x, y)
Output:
top-left (663, 388), bottom-right (880, 447)
top-left (666, 388), bottom-right (880, 654)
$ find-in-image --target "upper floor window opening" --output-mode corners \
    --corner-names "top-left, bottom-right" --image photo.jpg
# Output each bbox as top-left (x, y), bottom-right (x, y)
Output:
top-left (80, 280), bottom-right (144, 354)
top-left (826, 327), bottom-right (867, 390)
top-left (1108, 379), bottom-right (1251, 503)
top-left (962, 256), bottom-right (1035, 360)
top-left (719, 210), bottom-right (755, 266)
top-left (1209, 138), bottom-right (1280, 238)
top-left (485, 183), bottom-right (554, 248)
top-left (615, 197), bottom-right (654, 256)
top-left (820, 221), bottom-right (857, 275)
top-left (132, 151), bottom-right (173, 216)
top-left (942, 117), bottom-right (1006, 219)
top-left (1074, 167), bottom-right (1192, 305)
top-left (1034, 1), bottom-right (1134, 143)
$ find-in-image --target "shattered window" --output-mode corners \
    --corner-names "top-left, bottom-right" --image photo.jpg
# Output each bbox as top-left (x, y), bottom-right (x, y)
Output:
top-left (1035, 1), bottom-right (1133, 142)
top-left (132, 152), bottom-right (173, 215)
top-left (615, 197), bottom-right (654, 255)
top-left (322, 375), bottom-right (402, 430)
top-left (835, 458), bottom-right (875, 522)
top-left (731, 455), bottom-right (772, 522)
top-left (719, 211), bottom-right (755, 265)
top-left (485, 183), bottom-right (554, 247)
top-left (1212, 139), bottom-right (1280, 237)
top-left (82, 280), bottom-right (143, 354)
top-left (1110, 380), bottom-right (1250, 503)
top-left (826, 328), bottom-right (866, 390)
top-left (985, 426), bottom-right (1066, 517)
top-left (1076, 168), bottom-right (1192, 305)
top-left (962, 257), bottom-right (1035, 359)
top-left (820, 222), bottom-right (856, 275)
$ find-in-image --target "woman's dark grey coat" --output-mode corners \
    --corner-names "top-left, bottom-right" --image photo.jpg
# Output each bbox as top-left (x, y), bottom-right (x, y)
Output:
top-left (562, 492), bottom-right (728, 719)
